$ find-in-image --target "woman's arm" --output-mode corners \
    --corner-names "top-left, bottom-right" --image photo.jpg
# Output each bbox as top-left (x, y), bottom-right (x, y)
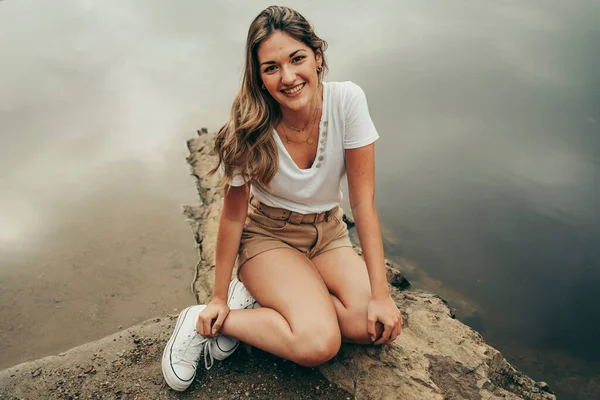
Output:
top-left (346, 143), bottom-right (402, 344)
top-left (213, 183), bottom-right (250, 299)
top-left (346, 143), bottom-right (387, 296)
top-left (197, 183), bottom-right (249, 337)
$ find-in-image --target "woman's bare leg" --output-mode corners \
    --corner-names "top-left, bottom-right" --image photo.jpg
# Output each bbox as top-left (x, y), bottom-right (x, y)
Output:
top-left (311, 246), bottom-right (384, 344)
top-left (219, 248), bottom-right (341, 366)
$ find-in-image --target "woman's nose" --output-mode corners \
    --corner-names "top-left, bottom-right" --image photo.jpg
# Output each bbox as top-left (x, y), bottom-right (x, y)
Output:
top-left (280, 65), bottom-right (296, 85)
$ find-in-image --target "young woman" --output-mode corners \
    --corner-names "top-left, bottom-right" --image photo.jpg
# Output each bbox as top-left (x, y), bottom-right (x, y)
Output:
top-left (162, 5), bottom-right (402, 391)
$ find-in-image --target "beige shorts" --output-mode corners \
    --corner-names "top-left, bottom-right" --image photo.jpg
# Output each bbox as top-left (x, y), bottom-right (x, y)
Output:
top-left (237, 196), bottom-right (352, 274)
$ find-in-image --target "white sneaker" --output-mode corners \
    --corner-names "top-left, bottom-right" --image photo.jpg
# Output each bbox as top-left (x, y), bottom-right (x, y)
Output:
top-left (210, 279), bottom-right (260, 361)
top-left (162, 305), bottom-right (215, 392)
top-left (227, 278), bottom-right (260, 310)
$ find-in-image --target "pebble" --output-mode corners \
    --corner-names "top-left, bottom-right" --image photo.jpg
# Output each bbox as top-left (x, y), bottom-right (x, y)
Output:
top-left (538, 381), bottom-right (551, 391)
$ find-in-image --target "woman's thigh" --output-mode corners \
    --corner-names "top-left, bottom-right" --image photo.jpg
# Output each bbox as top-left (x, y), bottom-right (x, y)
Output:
top-left (239, 247), bottom-right (340, 337)
top-left (311, 246), bottom-right (375, 342)
top-left (311, 247), bottom-right (371, 307)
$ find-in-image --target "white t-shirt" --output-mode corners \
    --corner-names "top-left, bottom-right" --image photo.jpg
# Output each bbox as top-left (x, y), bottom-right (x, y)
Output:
top-left (221, 81), bottom-right (379, 213)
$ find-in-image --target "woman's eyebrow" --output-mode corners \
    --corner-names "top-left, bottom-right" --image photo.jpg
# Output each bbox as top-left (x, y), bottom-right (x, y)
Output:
top-left (289, 49), bottom-right (306, 58)
top-left (260, 49), bottom-right (307, 67)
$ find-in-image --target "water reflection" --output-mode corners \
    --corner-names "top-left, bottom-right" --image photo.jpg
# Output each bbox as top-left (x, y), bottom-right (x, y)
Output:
top-left (1, 0), bottom-right (599, 398)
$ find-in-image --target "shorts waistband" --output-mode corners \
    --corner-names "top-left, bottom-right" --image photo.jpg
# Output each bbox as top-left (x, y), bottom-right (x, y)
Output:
top-left (249, 196), bottom-right (338, 225)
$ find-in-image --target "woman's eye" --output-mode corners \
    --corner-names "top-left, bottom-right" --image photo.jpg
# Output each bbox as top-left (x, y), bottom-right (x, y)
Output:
top-left (292, 56), bottom-right (305, 63)
top-left (264, 65), bottom-right (277, 73)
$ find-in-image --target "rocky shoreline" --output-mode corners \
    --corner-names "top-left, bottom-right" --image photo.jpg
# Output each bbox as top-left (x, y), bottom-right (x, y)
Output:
top-left (0, 131), bottom-right (557, 399)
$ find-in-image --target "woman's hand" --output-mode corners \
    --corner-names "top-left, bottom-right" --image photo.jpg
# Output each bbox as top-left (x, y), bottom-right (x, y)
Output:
top-left (196, 298), bottom-right (230, 338)
top-left (367, 294), bottom-right (402, 345)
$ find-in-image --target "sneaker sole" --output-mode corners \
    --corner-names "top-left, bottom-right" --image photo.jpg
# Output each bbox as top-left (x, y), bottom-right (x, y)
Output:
top-left (212, 334), bottom-right (240, 360)
top-left (161, 306), bottom-right (199, 391)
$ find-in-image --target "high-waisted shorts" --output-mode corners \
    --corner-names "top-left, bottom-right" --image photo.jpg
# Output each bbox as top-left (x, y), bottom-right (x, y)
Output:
top-left (237, 196), bottom-right (353, 273)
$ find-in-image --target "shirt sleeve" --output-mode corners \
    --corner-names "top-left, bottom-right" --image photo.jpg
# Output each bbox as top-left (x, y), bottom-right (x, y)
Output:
top-left (218, 162), bottom-right (247, 187)
top-left (343, 82), bottom-right (379, 149)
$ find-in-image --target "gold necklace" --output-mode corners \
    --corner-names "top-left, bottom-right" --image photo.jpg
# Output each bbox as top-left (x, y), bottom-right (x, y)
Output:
top-left (282, 109), bottom-right (320, 145)
top-left (283, 104), bottom-right (318, 132)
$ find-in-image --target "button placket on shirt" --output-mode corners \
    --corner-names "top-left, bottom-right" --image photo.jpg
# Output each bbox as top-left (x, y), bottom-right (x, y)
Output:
top-left (316, 120), bottom-right (327, 169)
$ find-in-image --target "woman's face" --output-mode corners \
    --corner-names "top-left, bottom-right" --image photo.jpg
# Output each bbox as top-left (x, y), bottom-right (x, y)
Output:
top-left (257, 31), bottom-right (322, 114)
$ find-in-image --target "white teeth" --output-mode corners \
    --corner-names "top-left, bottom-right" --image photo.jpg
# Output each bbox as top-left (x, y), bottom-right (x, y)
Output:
top-left (283, 83), bottom-right (304, 95)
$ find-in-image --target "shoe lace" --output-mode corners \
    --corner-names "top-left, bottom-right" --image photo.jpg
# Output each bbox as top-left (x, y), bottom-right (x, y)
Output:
top-left (176, 334), bottom-right (214, 370)
top-left (203, 340), bottom-right (214, 370)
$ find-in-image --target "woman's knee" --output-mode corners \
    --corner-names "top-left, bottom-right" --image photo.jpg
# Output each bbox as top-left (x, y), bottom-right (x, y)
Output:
top-left (292, 325), bottom-right (342, 367)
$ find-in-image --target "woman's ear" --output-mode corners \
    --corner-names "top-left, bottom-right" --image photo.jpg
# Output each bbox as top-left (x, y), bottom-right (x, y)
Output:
top-left (315, 49), bottom-right (323, 67)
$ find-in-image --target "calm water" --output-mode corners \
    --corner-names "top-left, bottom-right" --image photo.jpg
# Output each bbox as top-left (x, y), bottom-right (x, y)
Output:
top-left (1, 0), bottom-right (599, 398)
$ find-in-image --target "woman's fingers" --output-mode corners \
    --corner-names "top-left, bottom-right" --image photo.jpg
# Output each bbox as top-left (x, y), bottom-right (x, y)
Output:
top-left (388, 323), bottom-right (400, 344)
top-left (195, 301), bottom-right (232, 338)
top-left (388, 314), bottom-right (404, 343)
top-left (375, 321), bottom-right (393, 345)
top-left (212, 310), bottom-right (228, 335)
top-left (203, 314), bottom-right (215, 337)
top-left (196, 309), bottom-right (215, 337)
top-left (195, 312), bottom-right (202, 335)
top-left (367, 317), bottom-right (377, 342)
top-left (196, 314), bottom-right (205, 336)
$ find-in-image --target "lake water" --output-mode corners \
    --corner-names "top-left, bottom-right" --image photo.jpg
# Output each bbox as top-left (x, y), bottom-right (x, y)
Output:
top-left (1, 1), bottom-right (598, 398)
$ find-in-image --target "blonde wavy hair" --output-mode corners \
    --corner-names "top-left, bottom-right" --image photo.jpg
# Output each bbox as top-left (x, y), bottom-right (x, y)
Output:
top-left (210, 5), bottom-right (328, 188)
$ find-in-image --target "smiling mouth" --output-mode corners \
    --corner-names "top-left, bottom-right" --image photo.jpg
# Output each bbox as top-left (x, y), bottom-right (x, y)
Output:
top-left (281, 83), bottom-right (305, 95)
